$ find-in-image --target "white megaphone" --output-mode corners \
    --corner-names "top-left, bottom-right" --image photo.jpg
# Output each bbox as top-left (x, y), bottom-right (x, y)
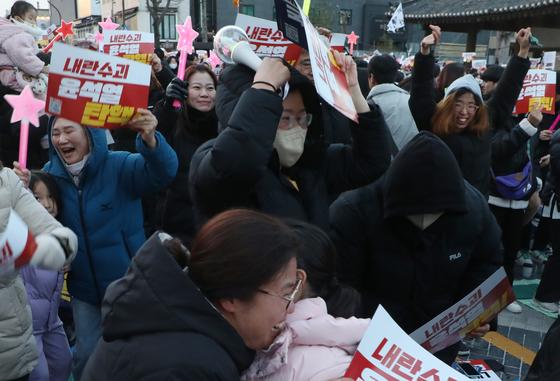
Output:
top-left (214, 25), bottom-right (262, 70)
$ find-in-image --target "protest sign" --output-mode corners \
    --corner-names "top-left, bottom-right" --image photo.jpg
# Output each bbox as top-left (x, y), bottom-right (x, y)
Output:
top-left (452, 360), bottom-right (501, 380)
top-left (462, 52), bottom-right (476, 63)
top-left (345, 305), bottom-right (470, 381)
top-left (471, 59), bottom-right (487, 72)
top-left (330, 33), bottom-right (346, 52)
top-left (295, 1), bottom-right (357, 121)
top-left (235, 13), bottom-right (302, 65)
top-left (103, 30), bottom-right (155, 64)
top-left (0, 209), bottom-right (37, 273)
top-left (543, 51), bottom-right (557, 70)
top-left (514, 69), bottom-right (557, 115)
top-left (274, 0), bottom-right (309, 50)
top-left (410, 267), bottom-right (515, 353)
top-left (46, 43), bottom-right (151, 129)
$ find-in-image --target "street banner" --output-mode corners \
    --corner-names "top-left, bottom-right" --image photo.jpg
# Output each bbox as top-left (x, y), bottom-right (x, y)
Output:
top-left (103, 30), bottom-right (154, 64)
top-left (452, 360), bottom-right (501, 380)
top-left (295, 1), bottom-right (357, 121)
top-left (345, 305), bottom-right (470, 381)
top-left (235, 13), bottom-right (302, 65)
top-left (46, 43), bottom-right (151, 129)
top-left (410, 267), bottom-right (515, 353)
top-left (0, 209), bottom-right (37, 273)
top-left (514, 69), bottom-right (557, 115)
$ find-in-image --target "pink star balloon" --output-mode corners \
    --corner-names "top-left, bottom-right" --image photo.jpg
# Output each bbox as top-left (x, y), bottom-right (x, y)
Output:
top-left (208, 51), bottom-right (222, 69)
top-left (4, 86), bottom-right (45, 169)
top-left (346, 31), bottom-right (359, 55)
top-left (173, 16), bottom-right (199, 109)
top-left (99, 17), bottom-right (120, 31)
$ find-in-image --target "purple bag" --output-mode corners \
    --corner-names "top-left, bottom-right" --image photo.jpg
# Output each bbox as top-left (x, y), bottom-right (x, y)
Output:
top-left (494, 161), bottom-right (533, 200)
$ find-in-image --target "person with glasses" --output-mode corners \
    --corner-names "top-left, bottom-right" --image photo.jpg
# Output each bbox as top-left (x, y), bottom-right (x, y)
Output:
top-left (409, 25), bottom-right (532, 198)
top-left (189, 52), bottom-right (391, 232)
top-left (81, 209), bottom-right (302, 381)
top-left (242, 220), bottom-right (369, 381)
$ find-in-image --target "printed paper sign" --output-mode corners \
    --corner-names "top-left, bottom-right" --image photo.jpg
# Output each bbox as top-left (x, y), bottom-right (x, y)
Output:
top-left (514, 69), bottom-right (557, 115)
top-left (330, 33), bottom-right (346, 52)
top-left (345, 305), bottom-right (470, 381)
top-left (235, 13), bottom-right (302, 65)
top-left (0, 209), bottom-right (37, 272)
top-left (274, 0), bottom-right (309, 50)
top-left (543, 51), bottom-right (556, 71)
top-left (452, 360), bottom-right (501, 380)
top-left (296, 1), bottom-right (358, 122)
top-left (471, 59), bottom-right (487, 71)
top-left (46, 43), bottom-right (151, 129)
top-left (103, 30), bottom-right (155, 64)
top-left (410, 267), bottom-right (515, 353)
top-left (462, 52), bottom-right (476, 63)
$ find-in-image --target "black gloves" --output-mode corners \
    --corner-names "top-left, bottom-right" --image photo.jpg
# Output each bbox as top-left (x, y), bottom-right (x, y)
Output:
top-left (165, 77), bottom-right (188, 108)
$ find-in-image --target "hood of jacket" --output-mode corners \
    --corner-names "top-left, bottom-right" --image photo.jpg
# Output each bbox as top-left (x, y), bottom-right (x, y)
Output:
top-left (0, 17), bottom-right (28, 47)
top-left (383, 131), bottom-right (468, 218)
top-left (100, 232), bottom-right (255, 373)
top-left (44, 117), bottom-right (108, 183)
top-left (366, 83), bottom-right (409, 100)
top-left (215, 63), bottom-right (325, 168)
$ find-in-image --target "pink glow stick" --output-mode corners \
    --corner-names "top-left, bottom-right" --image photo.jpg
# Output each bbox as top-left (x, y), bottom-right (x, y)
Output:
top-left (548, 114), bottom-right (560, 131)
top-left (18, 121), bottom-right (29, 169)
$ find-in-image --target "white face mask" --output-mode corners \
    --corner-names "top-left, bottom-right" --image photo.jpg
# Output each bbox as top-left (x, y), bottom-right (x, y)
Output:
top-left (12, 18), bottom-right (43, 38)
top-left (273, 127), bottom-right (307, 168)
top-left (169, 63), bottom-right (178, 70)
top-left (406, 213), bottom-right (443, 230)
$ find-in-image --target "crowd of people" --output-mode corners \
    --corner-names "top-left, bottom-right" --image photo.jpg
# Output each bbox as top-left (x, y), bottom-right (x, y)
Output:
top-left (1, 1), bottom-right (560, 380)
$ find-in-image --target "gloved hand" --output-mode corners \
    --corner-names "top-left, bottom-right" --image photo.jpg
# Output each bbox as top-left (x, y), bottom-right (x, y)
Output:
top-left (165, 77), bottom-right (188, 108)
top-left (29, 234), bottom-right (66, 271)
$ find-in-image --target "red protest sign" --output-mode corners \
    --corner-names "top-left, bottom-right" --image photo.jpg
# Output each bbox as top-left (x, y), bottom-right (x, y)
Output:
top-left (235, 13), bottom-right (302, 66)
top-left (46, 43), bottom-right (151, 129)
top-left (345, 306), bottom-right (470, 381)
top-left (103, 31), bottom-right (155, 64)
top-left (514, 69), bottom-right (557, 115)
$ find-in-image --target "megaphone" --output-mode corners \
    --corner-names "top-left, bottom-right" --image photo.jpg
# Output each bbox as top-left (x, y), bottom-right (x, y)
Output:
top-left (213, 25), bottom-right (262, 71)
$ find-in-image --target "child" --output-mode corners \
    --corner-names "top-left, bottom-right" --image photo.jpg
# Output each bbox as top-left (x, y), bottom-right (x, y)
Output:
top-left (19, 171), bottom-right (72, 381)
top-left (0, 1), bottom-right (49, 97)
top-left (242, 221), bottom-right (370, 381)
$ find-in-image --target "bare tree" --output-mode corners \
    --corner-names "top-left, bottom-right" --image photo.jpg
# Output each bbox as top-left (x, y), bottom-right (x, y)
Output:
top-left (146, 0), bottom-right (181, 48)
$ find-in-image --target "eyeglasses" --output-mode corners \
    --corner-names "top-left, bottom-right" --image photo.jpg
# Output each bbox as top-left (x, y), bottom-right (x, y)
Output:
top-left (257, 278), bottom-right (302, 311)
top-left (279, 113), bottom-right (313, 128)
top-left (454, 102), bottom-right (479, 113)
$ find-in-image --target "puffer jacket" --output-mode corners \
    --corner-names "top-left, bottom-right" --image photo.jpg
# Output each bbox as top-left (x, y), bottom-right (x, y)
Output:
top-left (241, 297), bottom-right (369, 381)
top-left (366, 83), bottom-right (418, 151)
top-left (44, 122), bottom-right (178, 305)
top-left (0, 167), bottom-right (76, 381)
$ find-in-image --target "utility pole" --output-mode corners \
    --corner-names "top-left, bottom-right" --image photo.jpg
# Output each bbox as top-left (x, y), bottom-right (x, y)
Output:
top-left (121, 0), bottom-right (126, 26)
top-left (199, 0), bottom-right (208, 42)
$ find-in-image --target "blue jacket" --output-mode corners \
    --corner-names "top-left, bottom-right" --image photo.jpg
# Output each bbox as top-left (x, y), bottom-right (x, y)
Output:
top-left (44, 125), bottom-right (178, 305)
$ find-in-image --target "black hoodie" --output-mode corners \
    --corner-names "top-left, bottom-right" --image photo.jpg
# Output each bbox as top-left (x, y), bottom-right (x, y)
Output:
top-left (189, 63), bottom-right (391, 231)
top-left (81, 233), bottom-right (254, 381)
top-left (330, 131), bottom-right (503, 364)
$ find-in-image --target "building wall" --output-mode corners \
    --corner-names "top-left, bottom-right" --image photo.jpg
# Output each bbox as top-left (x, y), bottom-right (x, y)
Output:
top-left (48, 0), bottom-right (77, 25)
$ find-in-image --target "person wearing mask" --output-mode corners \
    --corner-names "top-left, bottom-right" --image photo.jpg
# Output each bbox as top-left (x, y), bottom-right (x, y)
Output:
top-left (190, 53), bottom-right (391, 231)
top-left (152, 64), bottom-right (218, 245)
top-left (409, 25), bottom-right (532, 197)
top-left (167, 55), bottom-right (179, 74)
top-left (330, 132), bottom-right (503, 365)
top-left (81, 209), bottom-right (301, 381)
top-left (0, 163), bottom-right (78, 381)
top-left (366, 54), bottom-right (418, 152)
top-left (28, 110), bottom-right (178, 380)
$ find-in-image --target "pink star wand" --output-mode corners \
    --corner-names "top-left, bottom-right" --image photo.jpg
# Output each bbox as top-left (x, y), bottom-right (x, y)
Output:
top-left (174, 16), bottom-right (199, 108)
top-left (346, 31), bottom-right (359, 56)
top-left (4, 86), bottom-right (45, 169)
top-left (43, 20), bottom-right (74, 53)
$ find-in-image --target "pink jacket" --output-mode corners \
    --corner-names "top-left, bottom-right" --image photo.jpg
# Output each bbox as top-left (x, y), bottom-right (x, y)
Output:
top-left (242, 297), bottom-right (370, 381)
top-left (0, 17), bottom-right (44, 83)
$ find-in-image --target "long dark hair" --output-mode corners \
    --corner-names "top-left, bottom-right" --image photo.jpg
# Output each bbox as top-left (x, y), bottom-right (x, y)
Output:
top-left (29, 171), bottom-right (62, 214)
top-left (286, 220), bottom-right (361, 318)
top-left (189, 209), bottom-right (300, 302)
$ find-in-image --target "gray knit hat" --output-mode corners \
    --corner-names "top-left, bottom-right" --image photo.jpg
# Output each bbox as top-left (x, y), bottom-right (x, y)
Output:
top-left (444, 74), bottom-right (483, 101)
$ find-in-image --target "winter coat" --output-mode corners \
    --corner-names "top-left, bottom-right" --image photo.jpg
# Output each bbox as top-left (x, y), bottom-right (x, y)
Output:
top-left (525, 317), bottom-right (560, 381)
top-left (81, 232), bottom-right (255, 381)
top-left (242, 297), bottom-right (369, 381)
top-left (43, 123), bottom-right (178, 305)
top-left (153, 102), bottom-right (218, 246)
top-left (366, 83), bottom-right (418, 151)
top-left (409, 52), bottom-right (530, 196)
top-left (0, 17), bottom-right (44, 88)
top-left (0, 167), bottom-right (76, 381)
top-left (541, 129), bottom-right (560, 210)
top-left (329, 131), bottom-right (503, 364)
top-left (189, 64), bottom-right (391, 231)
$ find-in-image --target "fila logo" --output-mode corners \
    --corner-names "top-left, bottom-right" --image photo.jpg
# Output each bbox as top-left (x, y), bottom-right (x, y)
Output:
top-left (449, 252), bottom-right (462, 261)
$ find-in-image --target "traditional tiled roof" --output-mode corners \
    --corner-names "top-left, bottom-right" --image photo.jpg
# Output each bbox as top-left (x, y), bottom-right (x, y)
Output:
top-left (389, 0), bottom-right (560, 21)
